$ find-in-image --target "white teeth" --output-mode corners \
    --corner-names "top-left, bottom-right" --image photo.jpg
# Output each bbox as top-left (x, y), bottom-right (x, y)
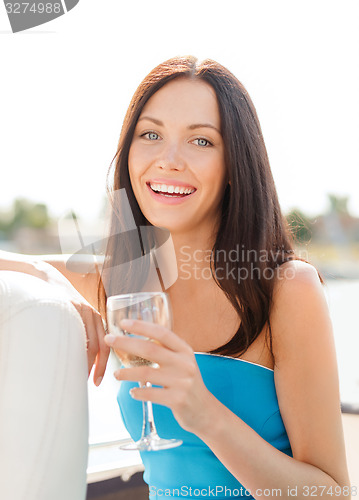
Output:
top-left (149, 183), bottom-right (195, 195)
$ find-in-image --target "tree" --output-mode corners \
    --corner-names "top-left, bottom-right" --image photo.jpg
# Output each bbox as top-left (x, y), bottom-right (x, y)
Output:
top-left (0, 198), bottom-right (51, 237)
top-left (327, 194), bottom-right (349, 215)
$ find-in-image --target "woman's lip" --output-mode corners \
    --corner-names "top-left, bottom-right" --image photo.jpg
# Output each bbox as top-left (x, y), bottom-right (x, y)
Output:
top-left (147, 179), bottom-right (196, 189)
top-left (146, 183), bottom-right (197, 205)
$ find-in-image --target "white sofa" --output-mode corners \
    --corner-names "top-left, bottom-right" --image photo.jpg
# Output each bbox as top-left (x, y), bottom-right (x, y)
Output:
top-left (0, 271), bottom-right (89, 500)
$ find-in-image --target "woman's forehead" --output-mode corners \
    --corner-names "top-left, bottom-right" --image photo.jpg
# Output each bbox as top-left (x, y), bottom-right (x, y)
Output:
top-left (138, 78), bottom-right (220, 125)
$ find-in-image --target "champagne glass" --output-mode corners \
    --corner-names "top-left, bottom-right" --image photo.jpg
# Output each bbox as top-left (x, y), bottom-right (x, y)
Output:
top-left (107, 292), bottom-right (183, 451)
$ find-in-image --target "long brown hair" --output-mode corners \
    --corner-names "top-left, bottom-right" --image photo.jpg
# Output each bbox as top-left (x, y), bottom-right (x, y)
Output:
top-left (99, 55), bottom-right (304, 358)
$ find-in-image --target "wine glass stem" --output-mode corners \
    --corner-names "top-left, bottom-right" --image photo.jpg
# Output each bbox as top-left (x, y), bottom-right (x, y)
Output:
top-left (140, 382), bottom-right (158, 439)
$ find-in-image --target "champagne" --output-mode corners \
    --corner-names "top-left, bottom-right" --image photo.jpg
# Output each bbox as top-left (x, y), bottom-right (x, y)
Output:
top-left (106, 292), bottom-right (182, 451)
top-left (107, 309), bottom-right (162, 368)
top-left (114, 350), bottom-right (155, 368)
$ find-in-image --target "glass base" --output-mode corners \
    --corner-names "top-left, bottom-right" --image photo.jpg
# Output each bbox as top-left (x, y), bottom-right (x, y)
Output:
top-left (119, 434), bottom-right (183, 452)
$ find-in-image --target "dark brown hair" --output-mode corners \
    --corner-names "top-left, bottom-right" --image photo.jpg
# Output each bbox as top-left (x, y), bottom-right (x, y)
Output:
top-left (99, 55), bottom-right (304, 358)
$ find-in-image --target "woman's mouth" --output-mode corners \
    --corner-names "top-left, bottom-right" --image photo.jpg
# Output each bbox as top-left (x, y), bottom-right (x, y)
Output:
top-left (147, 182), bottom-right (196, 198)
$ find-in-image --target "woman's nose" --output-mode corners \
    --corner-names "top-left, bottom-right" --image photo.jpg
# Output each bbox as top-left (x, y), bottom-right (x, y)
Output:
top-left (156, 142), bottom-right (185, 171)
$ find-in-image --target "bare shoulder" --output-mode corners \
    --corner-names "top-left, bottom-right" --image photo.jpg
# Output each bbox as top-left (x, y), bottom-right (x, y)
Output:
top-left (269, 260), bottom-right (349, 485)
top-left (274, 259), bottom-right (323, 293)
top-left (270, 259), bottom-right (329, 362)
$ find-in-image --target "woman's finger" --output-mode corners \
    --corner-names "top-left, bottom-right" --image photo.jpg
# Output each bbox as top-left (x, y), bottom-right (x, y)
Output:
top-left (128, 386), bottom-right (174, 408)
top-left (118, 319), bottom-right (192, 354)
top-left (77, 304), bottom-right (99, 375)
top-left (104, 333), bottom-right (179, 366)
top-left (93, 312), bottom-right (110, 385)
top-left (114, 365), bottom-right (176, 386)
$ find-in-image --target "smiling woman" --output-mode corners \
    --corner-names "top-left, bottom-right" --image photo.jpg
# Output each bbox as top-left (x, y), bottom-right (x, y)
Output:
top-left (0, 55), bottom-right (351, 500)
top-left (97, 56), bottom-right (351, 500)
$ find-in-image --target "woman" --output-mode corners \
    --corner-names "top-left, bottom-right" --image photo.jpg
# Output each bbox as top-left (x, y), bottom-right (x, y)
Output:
top-left (100, 56), bottom-right (350, 498)
top-left (0, 56), bottom-right (350, 499)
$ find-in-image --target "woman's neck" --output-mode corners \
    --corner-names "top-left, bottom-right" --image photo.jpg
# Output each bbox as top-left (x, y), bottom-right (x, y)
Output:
top-left (158, 230), bottom-right (218, 299)
top-left (150, 229), bottom-right (240, 352)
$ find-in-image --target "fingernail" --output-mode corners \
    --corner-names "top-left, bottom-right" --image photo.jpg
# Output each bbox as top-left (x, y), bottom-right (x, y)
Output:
top-left (129, 388), bottom-right (137, 398)
top-left (95, 376), bottom-right (103, 387)
top-left (120, 319), bottom-right (134, 328)
top-left (104, 334), bottom-right (116, 345)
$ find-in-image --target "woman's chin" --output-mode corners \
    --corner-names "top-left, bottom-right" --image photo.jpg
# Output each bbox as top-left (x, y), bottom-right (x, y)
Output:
top-left (144, 217), bottom-right (191, 235)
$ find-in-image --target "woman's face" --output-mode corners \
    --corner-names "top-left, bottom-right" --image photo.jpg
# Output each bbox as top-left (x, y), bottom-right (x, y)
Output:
top-left (128, 78), bottom-right (228, 237)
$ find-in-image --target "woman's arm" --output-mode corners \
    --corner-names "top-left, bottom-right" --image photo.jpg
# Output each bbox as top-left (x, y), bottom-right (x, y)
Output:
top-left (191, 261), bottom-right (350, 498)
top-left (0, 250), bottom-right (109, 384)
top-left (0, 249), bottom-right (42, 277)
top-left (39, 254), bottom-right (101, 310)
top-left (0, 250), bottom-right (99, 308)
top-left (106, 261), bottom-right (351, 499)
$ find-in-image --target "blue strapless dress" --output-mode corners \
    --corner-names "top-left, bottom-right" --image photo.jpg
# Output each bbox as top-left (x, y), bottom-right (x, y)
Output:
top-left (117, 353), bottom-right (292, 499)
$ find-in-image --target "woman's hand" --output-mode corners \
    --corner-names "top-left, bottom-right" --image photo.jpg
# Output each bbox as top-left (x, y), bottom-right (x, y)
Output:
top-left (32, 259), bottom-right (109, 385)
top-left (104, 319), bottom-right (213, 433)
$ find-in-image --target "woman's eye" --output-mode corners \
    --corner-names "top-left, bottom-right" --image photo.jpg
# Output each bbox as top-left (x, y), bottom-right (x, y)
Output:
top-left (141, 132), bottom-right (160, 141)
top-left (193, 138), bottom-right (212, 147)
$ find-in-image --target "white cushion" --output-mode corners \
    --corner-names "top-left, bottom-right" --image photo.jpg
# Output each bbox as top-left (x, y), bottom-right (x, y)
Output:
top-left (0, 271), bottom-right (88, 500)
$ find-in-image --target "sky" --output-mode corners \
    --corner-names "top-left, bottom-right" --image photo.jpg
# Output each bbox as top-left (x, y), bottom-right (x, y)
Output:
top-left (1, 0), bottom-right (358, 222)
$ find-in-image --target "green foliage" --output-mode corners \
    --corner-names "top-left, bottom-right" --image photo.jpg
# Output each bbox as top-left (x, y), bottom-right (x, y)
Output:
top-left (0, 198), bottom-right (51, 237)
top-left (286, 209), bottom-right (312, 244)
top-left (327, 194), bottom-right (349, 214)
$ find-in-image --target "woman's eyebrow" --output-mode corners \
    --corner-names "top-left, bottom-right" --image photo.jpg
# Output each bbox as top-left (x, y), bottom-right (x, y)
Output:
top-left (137, 116), bottom-right (221, 134)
